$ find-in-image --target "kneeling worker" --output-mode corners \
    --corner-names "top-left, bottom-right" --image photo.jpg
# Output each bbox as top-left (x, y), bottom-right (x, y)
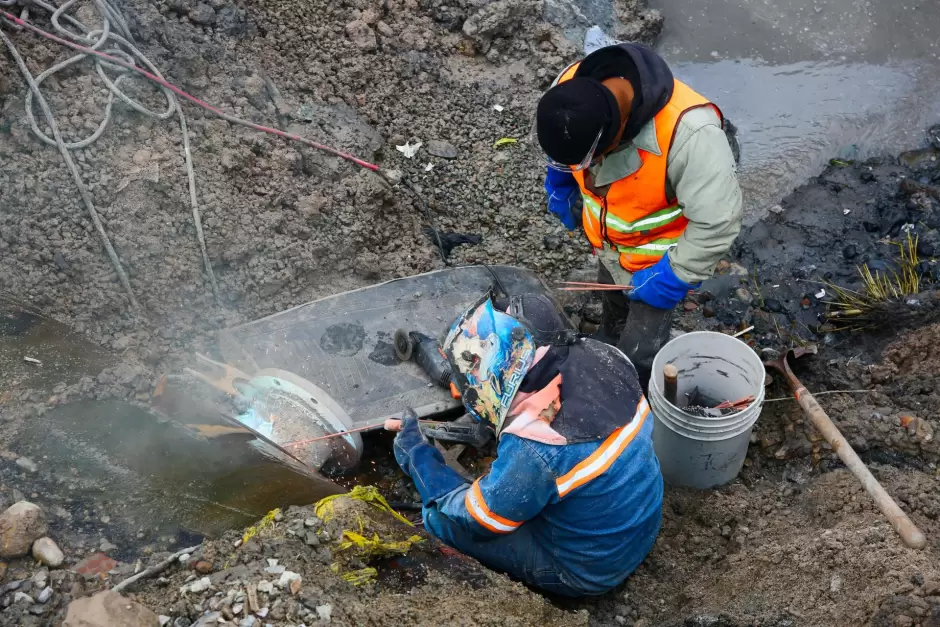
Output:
top-left (392, 297), bottom-right (662, 596)
top-left (537, 37), bottom-right (743, 383)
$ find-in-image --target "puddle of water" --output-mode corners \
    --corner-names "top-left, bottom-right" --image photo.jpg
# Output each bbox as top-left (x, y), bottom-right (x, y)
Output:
top-left (9, 398), bottom-right (343, 558)
top-left (672, 59), bottom-right (940, 217)
top-left (0, 297), bottom-right (112, 395)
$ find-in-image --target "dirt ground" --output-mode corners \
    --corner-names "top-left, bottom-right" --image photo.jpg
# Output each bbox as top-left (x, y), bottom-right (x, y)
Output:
top-left (3, 0), bottom-right (940, 625)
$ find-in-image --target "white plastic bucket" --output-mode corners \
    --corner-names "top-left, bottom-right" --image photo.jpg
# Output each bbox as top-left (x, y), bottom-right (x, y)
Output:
top-left (649, 331), bottom-right (765, 489)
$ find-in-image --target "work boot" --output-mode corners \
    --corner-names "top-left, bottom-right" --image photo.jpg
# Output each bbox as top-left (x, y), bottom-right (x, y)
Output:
top-left (617, 300), bottom-right (674, 391)
top-left (596, 259), bottom-right (630, 344)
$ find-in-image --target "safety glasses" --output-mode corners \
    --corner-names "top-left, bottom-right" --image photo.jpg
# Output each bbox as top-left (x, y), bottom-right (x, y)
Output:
top-left (530, 119), bottom-right (603, 173)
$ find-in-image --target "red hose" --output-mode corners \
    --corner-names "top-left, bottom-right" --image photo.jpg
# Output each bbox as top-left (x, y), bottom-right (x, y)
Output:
top-left (0, 9), bottom-right (383, 173)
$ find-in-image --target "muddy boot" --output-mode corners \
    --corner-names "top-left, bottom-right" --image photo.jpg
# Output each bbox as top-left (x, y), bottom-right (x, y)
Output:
top-left (617, 300), bottom-right (674, 391)
top-left (596, 260), bottom-right (630, 344)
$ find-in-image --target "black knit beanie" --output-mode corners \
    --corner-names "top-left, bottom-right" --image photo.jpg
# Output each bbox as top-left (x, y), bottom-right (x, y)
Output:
top-left (536, 77), bottom-right (620, 166)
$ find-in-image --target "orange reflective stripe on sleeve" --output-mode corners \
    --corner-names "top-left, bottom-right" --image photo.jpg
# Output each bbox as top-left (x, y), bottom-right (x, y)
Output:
top-left (555, 398), bottom-right (650, 498)
top-left (464, 479), bottom-right (522, 533)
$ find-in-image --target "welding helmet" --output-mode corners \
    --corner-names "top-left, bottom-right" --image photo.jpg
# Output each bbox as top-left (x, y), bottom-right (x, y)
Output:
top-left (442, 296), bottom-right (536, 433)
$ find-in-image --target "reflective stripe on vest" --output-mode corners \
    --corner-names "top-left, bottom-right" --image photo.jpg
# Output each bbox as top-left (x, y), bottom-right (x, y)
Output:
top-left (582, 195), bottom-right (684, 235)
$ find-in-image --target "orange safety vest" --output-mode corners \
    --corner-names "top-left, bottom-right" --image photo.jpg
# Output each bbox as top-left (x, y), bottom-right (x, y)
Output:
top-left (556, 62), bottom-right (722, 272)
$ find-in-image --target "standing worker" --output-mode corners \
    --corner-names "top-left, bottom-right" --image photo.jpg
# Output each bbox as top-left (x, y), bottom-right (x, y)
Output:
top-left (536, 28), bottom-right (743, 383)
top-left (392, 296), bottom-right (663, 597)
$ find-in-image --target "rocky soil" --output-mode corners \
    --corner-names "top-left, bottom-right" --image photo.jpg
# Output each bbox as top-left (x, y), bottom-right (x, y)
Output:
top-left (0, 0), bottom-right (661, 371)
top-left (4, 0), bottom-right (940, 624)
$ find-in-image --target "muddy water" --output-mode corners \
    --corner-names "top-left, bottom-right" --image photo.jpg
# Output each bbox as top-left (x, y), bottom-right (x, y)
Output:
top-left (1, 297), bottom-right (343, 558)
top-left (5, 398), bottom-right (341, 559)
top-left (0, 297), bottom-right (112, 396)
top-left (600, 0), bottom-right (940, 216)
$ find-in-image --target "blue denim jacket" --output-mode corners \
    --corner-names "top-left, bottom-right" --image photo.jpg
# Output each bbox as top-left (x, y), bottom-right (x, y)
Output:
top-left (404, 398), bottom-right (663, 595)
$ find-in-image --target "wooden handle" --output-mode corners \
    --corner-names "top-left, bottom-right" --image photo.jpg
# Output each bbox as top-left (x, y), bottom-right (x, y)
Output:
top-left (663, 364), bottom-right (679, 407)
top-left (794, 386), bottom-right (928, 550)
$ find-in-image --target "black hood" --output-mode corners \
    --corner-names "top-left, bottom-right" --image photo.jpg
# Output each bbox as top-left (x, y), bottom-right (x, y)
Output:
top-left (575, 43), bottom-right (674, 145)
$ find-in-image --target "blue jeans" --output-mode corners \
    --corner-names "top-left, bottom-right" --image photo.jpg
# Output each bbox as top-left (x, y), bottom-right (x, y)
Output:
top-left (424, 509), bottom-right (595, 597)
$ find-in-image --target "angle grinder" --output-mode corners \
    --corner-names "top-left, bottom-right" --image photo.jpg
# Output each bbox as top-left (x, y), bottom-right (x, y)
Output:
top-left (393, 329), bottom-right (453, 389)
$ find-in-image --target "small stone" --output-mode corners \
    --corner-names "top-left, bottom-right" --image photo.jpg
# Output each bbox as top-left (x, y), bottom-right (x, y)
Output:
top-left (15, 457), bottom-right (38, 473)
top-left (188, 577), bottom-right (211, 594)
top-left (543, 235), bottom-right (563, 251)
top-left (923, 579), bottom-right (940, 595)
top-left (32, 537), bottom-right (64, 568)
top-left (264, 564), bottom-right (285, 575)
top-left (37, 586), bottom-right (52, 603)
top-left (14, 592), bottom-right (34, 604)
top-left (426, 140), bottom-right (458, 159)
top-left (302, 518), bottom-right (319, 528)
top-left (860, 170), bottom-right (876, 183)
top-left (345, 20), bottom-right (377, 51)
top-left (257, 581), bottom-right (273, 594)
top-left (238, 617), bottom-right (256, 627)
top-left (830, 574), bottom-right (843, 593)
top-left (178, 553), bottom-right (192, 564)
top-left (702, 305), bottom-right (715, 318)
top-left (912, 572), bottom-right (925, 586)
top-left (842, 244), bottom-right (858, 260)
top-left (256, 607), bottom-right (269, 618)
top-left (159, 616), bottom-right (172, 627)
top-left (31, 567), bottom-right (48, 588)
top-left (194, 561), bottom-right (213, 574)
top-left (764, 298), bottom-right (784, 313)
top-left (132, 149), bottom-right (152, 165)
top-left (232, 603), bottom-right (243, 615)
top-left (188, 3), bottom-right (216, 25)
top-left (735, 287), bottom-right (752, 303)
top-left (682, 300), bottom-right (698, 312)
top-left (99, 539), bottom-right (117, 553)
top-left (376, 20), bottom-right (394, 37)
top-left (277, 571), bottom-right (301, 589)
top-left (316, 604), bottom-right (332, 622)
top-left (0, 502), bottom-right (48, 558)
top-left (303, 531), bottom-right (319, 547)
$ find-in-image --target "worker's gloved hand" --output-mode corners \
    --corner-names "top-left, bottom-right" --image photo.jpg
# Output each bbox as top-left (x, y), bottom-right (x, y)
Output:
top-left (629, 253), bottom-right (700, 311)
top-left (393, 409), bottom-right (430, 477)
top-left (544, 167), bottom-right (583, 231)
top-left (393, 409), bottom-right (468, 504)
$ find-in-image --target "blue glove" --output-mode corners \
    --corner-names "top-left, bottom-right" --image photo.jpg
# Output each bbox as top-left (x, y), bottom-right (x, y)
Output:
top-left (628, 253), bottom-right (700, 310)
top-left (544, 167), bottom-right (582, 231)
top-left (393, 410), bottom-right (466, 504)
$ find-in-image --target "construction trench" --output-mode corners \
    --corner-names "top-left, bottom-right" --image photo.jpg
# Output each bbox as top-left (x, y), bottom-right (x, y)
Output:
top-left (2, 0), bottom-right (940, 623)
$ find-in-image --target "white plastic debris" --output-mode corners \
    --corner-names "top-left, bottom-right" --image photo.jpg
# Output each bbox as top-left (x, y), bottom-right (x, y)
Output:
top-left (815, 288), bottom-right (827, 299)
top-left (395, 141), bottom-right (422, 159)
top-left (264, 564), bottom-right (285, 575)
top-left (316, 604), bottom-right (333, 621)
top-left (178, 553), bottom-right (192, 564)
top-left (424, 162), bottom-right (434, 172)
top-left (843, 208), bottom-right (851, 215)
top-left (902, 223), bottom-right (915, 233)
top-left (185, 577), bottom-right (211, 594)
top-left (256, 607), bottom-right (270, 618)
top-left (277, 571), bottom-right (301, 588)
top-left (266, 559), bottom-right (278, 568)
top-left (493, 104), bottom-right (504, 112)
top-left (159, 616), bottom-right (172, 627)
top-left (23, 356), bottom-right (41, 365)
